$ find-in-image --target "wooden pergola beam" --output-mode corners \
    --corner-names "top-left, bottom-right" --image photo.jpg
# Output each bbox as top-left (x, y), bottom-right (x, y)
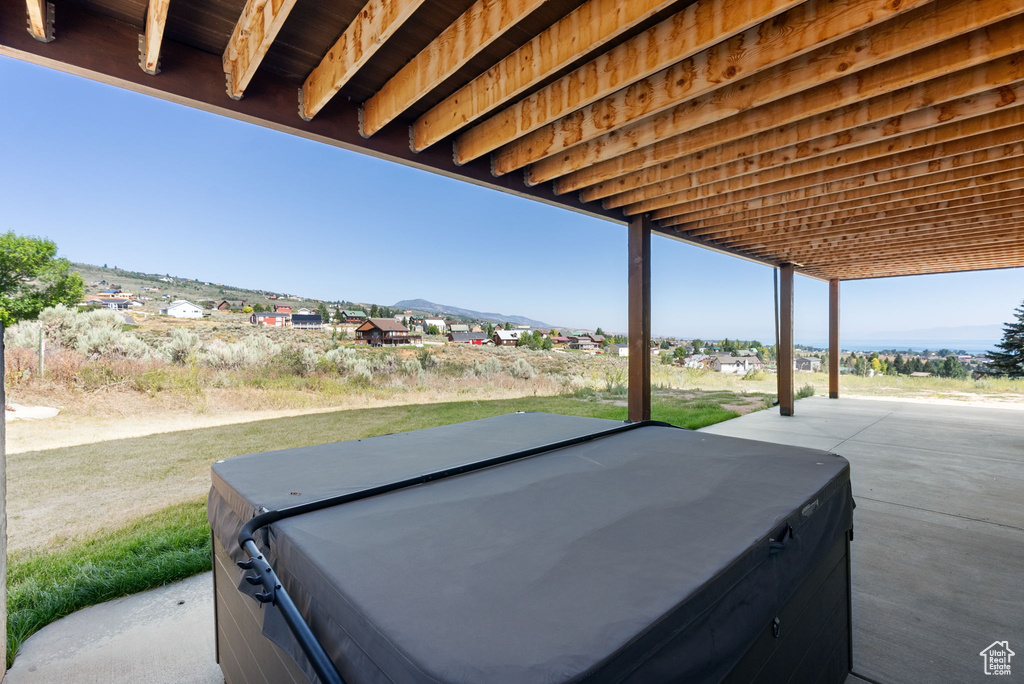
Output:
top-left (139, 0), bottom-right (170, 75)
top-left (676, 162), bottom-right (1024, 230)
top-left (360, 0), bottom-right (548, 137)
top-left (25, 0), bottom-right (51, 42)
top-left (694, 179), bottom-right (1024, 241)
top-left (627, 103), bottom-right (1024, 218)
top-left (222, 0), bottom-right (299, 100)
top-left (410, 0), bottom-right (679, 152)
top-left (601, 70), bottom-right (1024, 209)
top-left (663, 155), bottom-right (1024, 227)
top-left (553, 12), bottom-right (1024, 195)
top-left (452, 0), bottom-right (806, 165)
top-left (655, 124), bottom-right (1024, 224)
top-left (525, 0), bottom-right (1024, 186)
top-left (798, 242), bottom-right (1024, 272)
top-left (737, 217), bottom-right (1024, 258)
top-left (493, 0), bottom-right (936, 178)
top-left (300, 0), bottom-right (427, 121)
top-left (815, 254), bottom-right (1024, 279)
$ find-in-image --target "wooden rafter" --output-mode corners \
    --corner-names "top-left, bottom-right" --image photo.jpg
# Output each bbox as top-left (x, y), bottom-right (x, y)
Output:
top-left (223, 0), bottom-right (299, 100)
top-left (597, 59), bottom-right (1024, 208)
top-left (739, 220), bottom-right (1024, 256)
top-left (25, 0), bottom-right (51, 42)
top-left (410, 0), bottom-right (680, 152)
top-left (777, 231), bottom-right (1024, 267)
top-left (301, 0), bottom-right (427, 121)
top-left (552, 11), bottom-right (1024, 194)
top-left (139, 0), bottom-right (170, 75)
top-left (502, 0), bottom-right (954, 180)
top-left (691, 169), bottom-right (1024, 232)
top-left (360, 0), bottom-right (548, 137)
top-left (452, 0), bottom-right (807, 165)
top-left (633, 106), bottom-right (1024, 221)
top-left (716, 198), bottom-right (1024, 250)
top-left (812, 253), bottom-right (1024, 279)
top-left (623, 99), bottom-right (1024, 217)
top-left (653, 122), bottom-right (1024, 223)
top-left (665, 156), bottom-right (1024, 227)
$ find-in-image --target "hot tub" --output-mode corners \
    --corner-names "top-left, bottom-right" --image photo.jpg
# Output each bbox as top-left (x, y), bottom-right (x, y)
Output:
top-left (209, 412), bottom-right (853, 683)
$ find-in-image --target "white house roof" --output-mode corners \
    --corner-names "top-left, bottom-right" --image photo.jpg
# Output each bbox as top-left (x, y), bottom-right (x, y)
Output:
top-left (494, 329), bottom-right (522, 340)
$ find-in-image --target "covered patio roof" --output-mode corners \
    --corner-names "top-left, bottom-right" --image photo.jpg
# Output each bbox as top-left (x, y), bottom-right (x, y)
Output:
top-left (3, 0), bottom-right (1023, 280)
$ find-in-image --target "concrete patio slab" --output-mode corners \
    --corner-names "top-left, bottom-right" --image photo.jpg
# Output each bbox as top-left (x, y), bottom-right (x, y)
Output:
top-left (703, 396), bottom-right (1024, 684)
top-left (8, 396), bottom-right (1021, 684)
top-left (4, 572), bottom-right (221, 684)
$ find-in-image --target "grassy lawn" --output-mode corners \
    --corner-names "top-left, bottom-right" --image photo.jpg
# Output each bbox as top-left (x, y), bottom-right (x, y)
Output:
top-left (6, 391), bottom-right (759, 665)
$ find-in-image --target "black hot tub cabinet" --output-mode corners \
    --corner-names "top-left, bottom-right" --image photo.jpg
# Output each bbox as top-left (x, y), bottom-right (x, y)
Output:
top-left (208, 413), bottom-right (854, 684)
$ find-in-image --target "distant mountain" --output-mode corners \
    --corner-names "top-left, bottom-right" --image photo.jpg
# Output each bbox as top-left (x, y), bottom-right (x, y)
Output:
top-left (393, 299), bottom-right (552, 328)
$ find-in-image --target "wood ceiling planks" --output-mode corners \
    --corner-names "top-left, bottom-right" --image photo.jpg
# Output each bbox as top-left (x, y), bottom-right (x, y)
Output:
top-left (9, 0), bottom-right (1024, 280)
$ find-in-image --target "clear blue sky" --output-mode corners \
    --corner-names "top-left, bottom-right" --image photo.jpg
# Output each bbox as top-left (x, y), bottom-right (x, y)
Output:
top-left (1, 57), bottom-right (1021, 342)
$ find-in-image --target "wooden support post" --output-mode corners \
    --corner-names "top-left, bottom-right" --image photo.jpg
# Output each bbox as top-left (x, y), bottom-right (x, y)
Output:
top-left (829, 278), bottom-right (840, 399)
top-left (628, 213), bottom-right (652, 423)
top-left (778, 264), bottom-right (795, 416)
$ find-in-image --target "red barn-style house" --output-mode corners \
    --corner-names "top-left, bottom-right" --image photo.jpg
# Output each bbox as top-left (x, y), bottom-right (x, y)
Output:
top-left (355, 318), bottom-right (421, 347)
top-left (251, 312), bottom-right (290, 327)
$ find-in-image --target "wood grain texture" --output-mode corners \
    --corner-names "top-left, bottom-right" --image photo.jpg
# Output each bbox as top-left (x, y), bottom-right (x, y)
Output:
top-left (552, 10), bottom-right (1024, 194)
top-left (634, 106), bottom-right (1024, 220)
top-left (596, 57), bottom-right (1024, 207)
top-left (360, 0), bottom-right (548, 137)
top-left (500, 0), bottom-right (938, 179)
top-left (693, 173), bottom-right (1024, 233)
top-left (301, 0), bottom-right (427, 121)
top-left (223, 0), bottom-right (299, 99)
top-left (624, 97), bottom-right (1024, 217)
top-left (664, 156), bottom-right (1024, 227)
top-left (653, 121), bottom-right (1024, 223)
top-left (411, 0), bottom-right (678, 151)
top-left (25, 0), bottom-right (49, 41)
top-left (140, 0), bottom-right (170, 75)
top-left (453, 0), bottom-right (805, 164)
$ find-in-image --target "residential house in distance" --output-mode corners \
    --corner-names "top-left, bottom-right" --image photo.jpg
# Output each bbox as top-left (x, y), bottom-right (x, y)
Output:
top-left (356, 318), bottom-right (420, 346)
top-left (252, 312), bottom-right (290, 327)
top-left (567, 335), bottom-right (599, 352)
top-left (713, 354), bottom-right (764, 375)
top-left (606, 344), bottom-right (629, 357)
top-left (493, 329), bottom-right (524, 346)
top-left (160, 300), bottom-right (203, 318)
top-left (550, 336), bottom-right (570, 346)
top-left (449, 331), bottom-right (488, 345)
top-left (448, 324), bottom-right (470, 334)
top-left (274, 305), bottom-right (292, 314)
top-left (423, 318), bottom-right (447, 334)
top-left (217, 299), bottom-right (246, 311)
top-left (339, 310), bottom-right (367, 323)
top-left (795, 357), bottom-right (822, 372)
top-left (291, 314), bottom-right (323, 330)
top-left (296, 308), bottom-right (314, 315)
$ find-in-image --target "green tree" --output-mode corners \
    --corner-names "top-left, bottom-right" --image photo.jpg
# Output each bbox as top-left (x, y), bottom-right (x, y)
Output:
top-left (691, 338), bottom-right (704, 353)
top-left (985, 300), bottom-right (1024, 377)
top-left (252, 302), bottom-right (265, 312)
top-left (370, 304), bottom-right (380, 318)
top-left (427, 324), bottom-right (440, 335)
top-left (673, 346), bottom-right (687, 360)
top-left (0, 232), bottom-right (84, 325)
top-left (503, 321), bottom-right (512, 330)
top-left (487, 323), bottom-right (495, 337)
top-left (939, 355), bottom-right (968, 379)
top-left (316, 302), bottom-right (330, 323)
top-left (595, 327), bottom-right (605, 336)
top-left (333, 308), bottom-right (345, 325)
top-left (541, 336), bottom-right (553, 350)
top-left (242, 305), bottom-right (253, 314)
